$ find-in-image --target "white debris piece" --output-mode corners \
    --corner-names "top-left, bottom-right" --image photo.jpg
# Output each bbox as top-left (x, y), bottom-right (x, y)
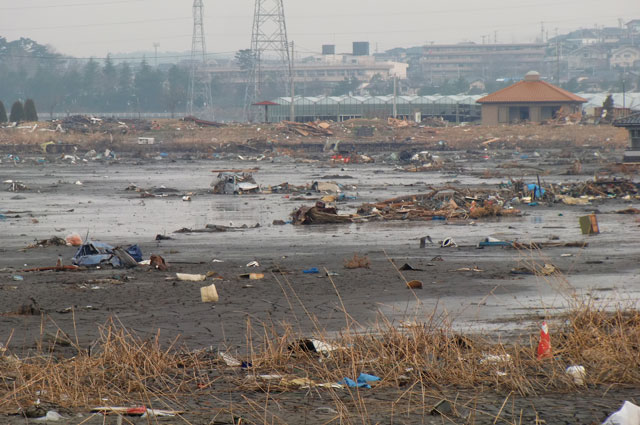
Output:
top-left (565, 365), bottom-right (586, 385)
top-left (602, 401), bottom-right (640, 425)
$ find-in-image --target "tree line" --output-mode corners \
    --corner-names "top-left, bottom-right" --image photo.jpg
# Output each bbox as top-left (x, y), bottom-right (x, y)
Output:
top-left (0, 38), bottom-right (195, 118)
top-left (0, 56), bottom-right (192, 118)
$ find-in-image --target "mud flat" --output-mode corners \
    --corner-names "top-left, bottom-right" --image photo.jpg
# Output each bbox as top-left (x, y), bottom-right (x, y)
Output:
top-left (1, 147), bottom-right (639, 424)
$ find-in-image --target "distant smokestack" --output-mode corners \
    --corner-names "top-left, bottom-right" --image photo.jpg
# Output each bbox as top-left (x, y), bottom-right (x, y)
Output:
top-left (352, 42), bottom-right (370, 56)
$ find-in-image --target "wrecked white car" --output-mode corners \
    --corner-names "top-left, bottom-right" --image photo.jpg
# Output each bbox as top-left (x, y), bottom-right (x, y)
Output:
top-left (211, 172), bottom-right (260, 195)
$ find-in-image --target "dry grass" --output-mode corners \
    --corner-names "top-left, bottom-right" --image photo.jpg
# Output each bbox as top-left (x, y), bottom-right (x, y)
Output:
top-left (343, 253), bottom-right (371, 269)
top-left (0, 255), bottom-right (638, 424)
top-left (0, 319), bottom-right (199, 415)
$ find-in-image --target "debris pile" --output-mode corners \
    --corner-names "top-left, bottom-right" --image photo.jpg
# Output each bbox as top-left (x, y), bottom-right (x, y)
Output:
top-left (553, 178), bottom-right (640, 200)
top-left (277, 121), bottom-right (333, 137)
top-left (4, 180), bottom-right (29, 192)
top-left (125, 184), bottom-right (187, 198)
top-left (183, 116), bottom-right (225, 128)
top-left (357, 190), bottom-right (521, 221)
top-left (292, 202), bottom-right (353, 225)
top-left (387, 117), bottom-right (415, 128)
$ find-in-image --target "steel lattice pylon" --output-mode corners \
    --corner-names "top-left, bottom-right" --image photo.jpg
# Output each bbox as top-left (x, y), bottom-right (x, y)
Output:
top-left (188, 0), bottom-right (214, 120)
top-left (243, 0), bottom-right (291, 122)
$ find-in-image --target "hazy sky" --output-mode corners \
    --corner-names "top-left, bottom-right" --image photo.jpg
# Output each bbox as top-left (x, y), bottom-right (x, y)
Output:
top-left (0, 0), bottom-right (638, 59)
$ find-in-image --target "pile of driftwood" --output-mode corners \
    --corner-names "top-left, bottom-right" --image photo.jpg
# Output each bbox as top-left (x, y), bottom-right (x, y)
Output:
top-left (277, 121), bottom-right (333, 137)
top-left (357, 190), bottom-right (521, 221)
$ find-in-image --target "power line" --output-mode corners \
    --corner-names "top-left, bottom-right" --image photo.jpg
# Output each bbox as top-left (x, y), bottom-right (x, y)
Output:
top-left (4, 12), bottom-right (619, 39)
top-left (0, 0), bottom-right (604, 15)
top-left (0, 0), bottom-right (147, 10)
top-left (0, 51), bottom-right (237, 61)
top-left (3, 16), bottom-right (191, 31)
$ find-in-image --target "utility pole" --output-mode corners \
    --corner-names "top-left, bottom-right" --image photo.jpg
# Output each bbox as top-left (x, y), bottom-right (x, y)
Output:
top-left (244, 0), bottom-right (291, 122)
top-left (392, 75), bottom-right (397, 119)
top-left (290, 41), bottom-right (295, 122)
top-left (555, 28), bottom-right (560, 85)
top-left (622, 66), bottom-right (627, 116)
top-left (153, 43), bottom-right (160, 67)
top-left (187, 0), bottom-right (214, 119)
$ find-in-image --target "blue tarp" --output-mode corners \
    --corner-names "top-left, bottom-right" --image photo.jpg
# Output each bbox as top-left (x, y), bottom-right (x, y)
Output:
top-left (72, 242), bottom-right (142, 268)
top-left (527, 184), bottom-right (545, 198)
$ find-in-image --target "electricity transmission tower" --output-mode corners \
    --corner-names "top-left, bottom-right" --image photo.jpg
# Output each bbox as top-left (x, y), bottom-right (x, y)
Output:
top-left (188, 0), bottom-right (214, 119)
top-left (243, 0), bottom-right (292, 121)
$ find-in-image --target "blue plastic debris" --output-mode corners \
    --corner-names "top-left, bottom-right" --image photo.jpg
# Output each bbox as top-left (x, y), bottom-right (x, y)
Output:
top-left (478, 240), bottom-right (514, 248)
top-left (527, 184), bottom-right (545, 198)
top-left (0, 214), bottom-right (6, 221)
top-left (12, 275), bottom-right (24, 281)
top-left (303, 267), bottom-right (319, 274)
top-left (341, 373), bottom-right (381, 389)
top-left (341, 377), bottom-right (361, 388)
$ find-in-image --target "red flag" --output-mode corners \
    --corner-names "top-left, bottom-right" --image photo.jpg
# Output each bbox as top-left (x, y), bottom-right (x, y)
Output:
top-left (537, 321), bottom-right (551, 360)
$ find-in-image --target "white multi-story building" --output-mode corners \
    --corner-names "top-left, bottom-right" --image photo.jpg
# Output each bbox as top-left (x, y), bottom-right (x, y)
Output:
top-left (610, 46), bottom-right (640, 69)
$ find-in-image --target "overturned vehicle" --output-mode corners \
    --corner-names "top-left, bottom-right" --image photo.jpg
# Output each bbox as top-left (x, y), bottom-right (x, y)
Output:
top-left (72, 241), bottom-right (143, 268)
top-left (211, 172), bottom-right (260, 195)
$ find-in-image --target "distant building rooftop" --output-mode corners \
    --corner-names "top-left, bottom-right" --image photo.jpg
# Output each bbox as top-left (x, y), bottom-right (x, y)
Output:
top-left (614, 112), bottom-right (640, 127)
top-left (477, 72), bottom-right (587, 104)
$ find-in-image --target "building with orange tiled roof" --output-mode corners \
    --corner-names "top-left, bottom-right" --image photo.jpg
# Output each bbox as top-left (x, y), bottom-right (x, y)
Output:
top-left (476, 71), bottom-right (587, 125)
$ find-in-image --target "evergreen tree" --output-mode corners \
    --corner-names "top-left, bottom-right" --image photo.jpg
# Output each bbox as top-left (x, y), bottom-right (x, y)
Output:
top-left (134, 59), bottom-right (163, 111)
top-left (62, 66), bottom-right (83, 109)
top-left (9, 101), bottom-right (24, 122)
top-left (0, 101), bottom-right (7, 123)
top-left (24, 99), bottom-right (38, 121)
top-left (102, 55), bottom-right (118, 111)
top-left (603, 94), bottom-right (614, 115)
top-left (117, 62), bottom-right (134, 110)
top-left (28, 65), bottom-right (64, 119)
top-left (82, 58), bottom-right (101, 109)
top-left (332, 77), bottom-right (360, 96)
top-left (165, 65), bottom-right (188, 116)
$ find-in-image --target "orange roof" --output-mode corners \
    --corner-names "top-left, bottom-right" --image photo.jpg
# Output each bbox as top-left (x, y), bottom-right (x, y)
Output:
top-left (477, 80), bottom-right (587, 104)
